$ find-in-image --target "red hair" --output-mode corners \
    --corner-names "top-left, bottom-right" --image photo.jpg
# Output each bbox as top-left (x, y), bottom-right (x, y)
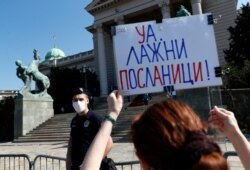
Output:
top-left (131, 99), bottom-right (228, 170)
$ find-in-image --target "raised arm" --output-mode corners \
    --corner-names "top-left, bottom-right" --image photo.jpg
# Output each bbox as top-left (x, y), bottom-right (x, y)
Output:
top-left (104, 136), bottom-right (113, 157)
top-left (80, 90), bottom-right (123, 170)
top-left (208, 106), bottom-right (250, 169)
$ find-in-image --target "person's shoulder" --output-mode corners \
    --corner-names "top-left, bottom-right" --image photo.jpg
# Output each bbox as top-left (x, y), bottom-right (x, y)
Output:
top-left (88, 111), bottom-right (100, 118)
top-left (88, 111), bottom-right (103, 121)
top-left (71, 113), bottom-right (78, 121)
top-left (88, 111), bottom-right (103, 128)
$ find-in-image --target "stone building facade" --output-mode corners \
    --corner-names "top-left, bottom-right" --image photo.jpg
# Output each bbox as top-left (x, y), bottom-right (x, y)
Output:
top-left (0, 90), bottom-right (18, 100)
top-left (39, 0), bottom-right (237, 100)
top-left (37, 0), bottom-right (238, 117)
top-left (39, 49), bottom-right (95, 77)
top-left (85, 0), bottom-right (237, 97)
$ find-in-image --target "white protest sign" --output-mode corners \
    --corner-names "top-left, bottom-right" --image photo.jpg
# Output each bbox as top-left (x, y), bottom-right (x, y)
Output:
top-left (112, 13), bottom-right (222, 96)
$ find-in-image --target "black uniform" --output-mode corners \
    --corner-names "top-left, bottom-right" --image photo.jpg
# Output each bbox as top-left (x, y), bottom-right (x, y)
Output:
top-left (70, 111), bottom-right (102, 170)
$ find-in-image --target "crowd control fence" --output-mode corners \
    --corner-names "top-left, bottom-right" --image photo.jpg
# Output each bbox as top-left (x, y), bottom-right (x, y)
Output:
top-left (0, 152), bottom-right (239, 170)
top-left (0, 154), bottom-right (141, 170)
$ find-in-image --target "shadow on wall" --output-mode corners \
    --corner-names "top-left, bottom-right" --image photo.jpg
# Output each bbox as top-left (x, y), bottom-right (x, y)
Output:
top-left (0, 97), bottom-right (14, 142)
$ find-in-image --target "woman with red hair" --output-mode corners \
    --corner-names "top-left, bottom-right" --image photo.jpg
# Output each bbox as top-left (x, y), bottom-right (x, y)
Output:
top-left (80, 92), bottom-right (250, 170)
top-left (131, 99), bottom-right (228, 170)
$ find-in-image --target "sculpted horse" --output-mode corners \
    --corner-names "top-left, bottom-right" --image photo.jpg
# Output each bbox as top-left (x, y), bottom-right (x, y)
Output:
top-left (16, 49), bottom-right (51, 97)
top-left (26, 60), bottom-right (50, 95)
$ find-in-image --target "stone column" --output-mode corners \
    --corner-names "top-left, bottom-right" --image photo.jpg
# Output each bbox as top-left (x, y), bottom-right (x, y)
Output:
top-left (159, 0), bottom-right (171, 18)
top-left (96, 24), bottom-right (108, 96)
top-left (113, 16), bottom-right (124, 87)
top-left (190, 0), bottom-right (202, 15)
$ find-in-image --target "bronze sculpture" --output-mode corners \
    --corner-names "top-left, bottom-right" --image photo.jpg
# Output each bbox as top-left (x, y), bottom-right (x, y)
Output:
top-left (16, 49), bottom-right (50, 98)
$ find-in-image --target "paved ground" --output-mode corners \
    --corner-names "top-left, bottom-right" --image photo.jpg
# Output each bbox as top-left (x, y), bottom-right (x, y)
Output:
top-left (0, 140), bottom-right (245, 170)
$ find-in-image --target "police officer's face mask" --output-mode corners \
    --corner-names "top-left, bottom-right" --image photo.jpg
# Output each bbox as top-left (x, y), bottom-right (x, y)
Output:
top-left (72, 101), bottom-right (86, 113)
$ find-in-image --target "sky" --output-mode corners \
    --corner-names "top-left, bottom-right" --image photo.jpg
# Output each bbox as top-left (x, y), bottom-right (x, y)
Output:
top-left (0, 0), bottom-right (249, 90)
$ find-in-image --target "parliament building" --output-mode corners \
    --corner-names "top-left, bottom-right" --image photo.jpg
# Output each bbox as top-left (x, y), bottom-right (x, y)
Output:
top-left (40, 0), bottom-right (237, 104)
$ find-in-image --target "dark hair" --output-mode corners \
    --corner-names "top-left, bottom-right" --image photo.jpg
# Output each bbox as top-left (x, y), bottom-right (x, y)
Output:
top-left (131, 99), bottom-right (228, 170)
top-left (71, 87), bottom-right (89, 98)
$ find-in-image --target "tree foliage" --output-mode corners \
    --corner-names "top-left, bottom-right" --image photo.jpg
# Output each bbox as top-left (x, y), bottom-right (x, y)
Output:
top-left (223, 3), bottom-right (250, 88)
top-left (48, 67), bottom-right (100, 114)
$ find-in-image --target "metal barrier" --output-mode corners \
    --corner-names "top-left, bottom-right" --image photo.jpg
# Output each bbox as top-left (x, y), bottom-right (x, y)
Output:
top-left (33, 155), bottom-right (141, 170)
top-left (33, 155), bottom-right (66, 170)
top-left (1, 154), bottom-right (141, 170)
top-left (223, 151), bottom-right (244, 169)
top-left (0, 154), bottom-right (32, 170)
top-left (224, 151), bottom-right (238, 159)
top-left (115, 160), bottom-right (141, 170)
top-left (0, 152), bottom-right (242, 170)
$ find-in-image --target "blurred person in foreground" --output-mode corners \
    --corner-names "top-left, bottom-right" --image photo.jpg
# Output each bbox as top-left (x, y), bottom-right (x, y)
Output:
top-left (80, 91), bottom-right (250, 170)
top-left (209, 106), bottom-right (250, 169)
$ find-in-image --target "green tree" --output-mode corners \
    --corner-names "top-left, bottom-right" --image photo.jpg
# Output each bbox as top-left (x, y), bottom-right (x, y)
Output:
top-left (222, 3), bottom-right (250, 133)
top-left (223, 3), bottom-right (250, 88)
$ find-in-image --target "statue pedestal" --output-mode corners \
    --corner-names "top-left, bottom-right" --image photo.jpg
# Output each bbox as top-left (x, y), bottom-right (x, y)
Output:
top-left (14, 94), bottom-right (54, 139)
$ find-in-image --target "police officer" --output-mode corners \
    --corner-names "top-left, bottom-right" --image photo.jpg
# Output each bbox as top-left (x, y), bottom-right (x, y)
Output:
top-left (66, 88), bottom-right (113, 170)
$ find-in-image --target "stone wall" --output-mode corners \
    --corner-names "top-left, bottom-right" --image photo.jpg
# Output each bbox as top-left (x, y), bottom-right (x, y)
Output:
top-left (14, 96), bottom-right (54, 138)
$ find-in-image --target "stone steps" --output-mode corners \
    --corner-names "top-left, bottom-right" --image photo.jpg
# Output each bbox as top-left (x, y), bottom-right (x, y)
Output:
top-left (14, 107), bottom-right (145, 143)
top-left (13, 112), bottom-right (74, 143)
top-left (14, 93), bottom-right (165, 143)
